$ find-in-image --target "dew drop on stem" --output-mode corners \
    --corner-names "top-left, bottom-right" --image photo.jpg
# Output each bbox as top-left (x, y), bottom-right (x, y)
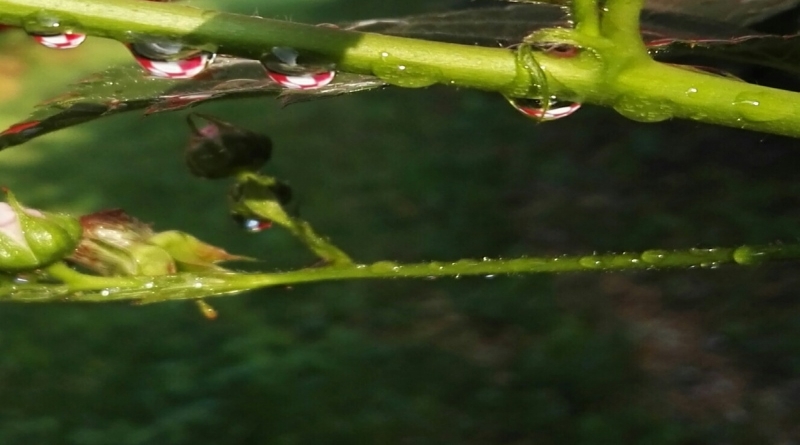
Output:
top-left (231, 214), bottom-right (272, 233)
top-left (641, 249), bottom-right (668, 265)
top-left (506, 96), bottom-right (581, 121)
top-left (127, 40), bottom-right (216, 79)
top-left (33, 32), bottom-right (86, 49)
top-left (261, 47), bottom-right (336, 90)
top-left (23, 12), bottom-right (86, 49)
top-left (732, 91), bottom-right (789, 123)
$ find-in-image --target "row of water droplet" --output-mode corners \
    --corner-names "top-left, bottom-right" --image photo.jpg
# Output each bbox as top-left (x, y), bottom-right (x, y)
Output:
top-left (11, 8), bottom-right (340, 86)
top-left (8, 8), bottom-right (585, 122)
top-left (10, 7), bottom-right (783, 126)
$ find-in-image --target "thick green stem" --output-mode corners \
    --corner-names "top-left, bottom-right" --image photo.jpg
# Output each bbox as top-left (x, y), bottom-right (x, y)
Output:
top-left (1, 0), bottom-right (800, 137)
top-left (1, 244), bottom-right (797, 303)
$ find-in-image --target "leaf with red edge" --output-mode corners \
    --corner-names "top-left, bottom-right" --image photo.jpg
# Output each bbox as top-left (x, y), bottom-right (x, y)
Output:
top-left (0, 57), bottom-right (385, 150)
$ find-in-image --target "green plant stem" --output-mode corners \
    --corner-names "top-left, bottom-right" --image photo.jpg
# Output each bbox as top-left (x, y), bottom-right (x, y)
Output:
top-left (1, 244), bottom-right (797, 303)
top-left (232, 172), bottom-right (353, 265)
top-left (0, 0), bottom-right (800, 137)
top-left (573, 0), bottom-right (601, 36)
top-left (600, 0), bottom-right (647, 51)
top-left (45, 261), bottom-right (147, 291)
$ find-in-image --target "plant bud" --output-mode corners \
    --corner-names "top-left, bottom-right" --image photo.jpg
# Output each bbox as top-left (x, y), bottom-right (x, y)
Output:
top-left (185, 113), bottom-right (272, 179)
top-left (228, 176), bottom-right (294, 228)
top-left (69, 209), bottom-right (247, 276)
top-left (0, 191), bottom-right (82, 272)
top-left (69, 209), bottom-right (176, 276)
top-left (148, 230), bottom-right (251, 272)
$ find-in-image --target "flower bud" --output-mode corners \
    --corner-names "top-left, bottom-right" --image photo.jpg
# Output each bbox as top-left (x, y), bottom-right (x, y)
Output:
top-left (185, 113), bottom-right (272, 179)
top-left (69, 209), bottom-right (176, 276)
top-left (148, 230), bottom-right (250, 272)
top-left (0, 191), bottom-right (82, 272)
top-left (68, 209), bottom-right (247, 276)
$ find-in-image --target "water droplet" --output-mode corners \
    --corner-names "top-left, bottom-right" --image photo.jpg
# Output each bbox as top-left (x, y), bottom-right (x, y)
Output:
top-left (641, 249), bottom-right (668, 265)
top-left (267, 70), bottom-right (335, 90)
top-left (261, 46), bottom-right (336, 90)
top-left (485, 274), bottom-right (496, 279)
top-left (614, 95), bottom-right (672, 123)
top-left (428, 261), bottom-right (444, 271)
top-left (732, 91), bottom-right (787, 123)
top-left (100, 289), bottom-right (110, 297)
top-left (732, 246), bottom-right (766, 265)
top-left (578, 256), bottom-right (604, 269)
top-left (23, 12), bottom-right (67, 35)
top-left (33, 32), bottom-right (86, 49)
top-left (507, 96), bottom-right (581, 121)
top-left (372, 53), bottom-right (440, 88)
top-left (232, 214), bottom-right (272, 232)
top-left (127, 41), bottom-right (216, 79)
top-left (685, 87), bottom-right (698, 97)
top-left (370, 261), bottom-right (399, 273)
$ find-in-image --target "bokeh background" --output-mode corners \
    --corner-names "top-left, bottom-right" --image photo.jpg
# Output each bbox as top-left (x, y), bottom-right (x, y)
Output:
top-left (1, 1), bottom-right (799, 443)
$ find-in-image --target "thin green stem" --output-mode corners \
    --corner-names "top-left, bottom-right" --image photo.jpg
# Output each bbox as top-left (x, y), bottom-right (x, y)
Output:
top-left (2, 244), bottom-right (797, 303)
top-left (233, 172), bottom-right (353, 265)
top-left (282, 220), bottom-right (353, 266)
top-left (45, 261), bottom-right (148, 290)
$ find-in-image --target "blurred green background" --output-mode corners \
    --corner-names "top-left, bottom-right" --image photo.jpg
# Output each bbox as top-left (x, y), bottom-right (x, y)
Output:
top-left (1, 1), bottom-right (800, 443)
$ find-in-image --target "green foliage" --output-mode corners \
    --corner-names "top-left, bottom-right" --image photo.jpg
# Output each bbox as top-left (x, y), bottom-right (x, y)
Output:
top-left (0, 0), bottom-right (799, 443)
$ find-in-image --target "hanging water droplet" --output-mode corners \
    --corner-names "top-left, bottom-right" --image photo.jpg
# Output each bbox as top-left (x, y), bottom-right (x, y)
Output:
top-left (23, 12), bottom-right (86, 49)
top-left (33, 31), bottom-right (86, 49)
top-left (261, 46), bottom-right (336, 90)
top-left (231, 214), bottom-right (272, 232)
top-left (267, 70), bottom-right (336, 90)
top-left (507, 96), bottom-right (581, 121)
top-left (127, 40), bottom-right (216, 79)
top-left (23, 12), bottom-right (65, 35)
